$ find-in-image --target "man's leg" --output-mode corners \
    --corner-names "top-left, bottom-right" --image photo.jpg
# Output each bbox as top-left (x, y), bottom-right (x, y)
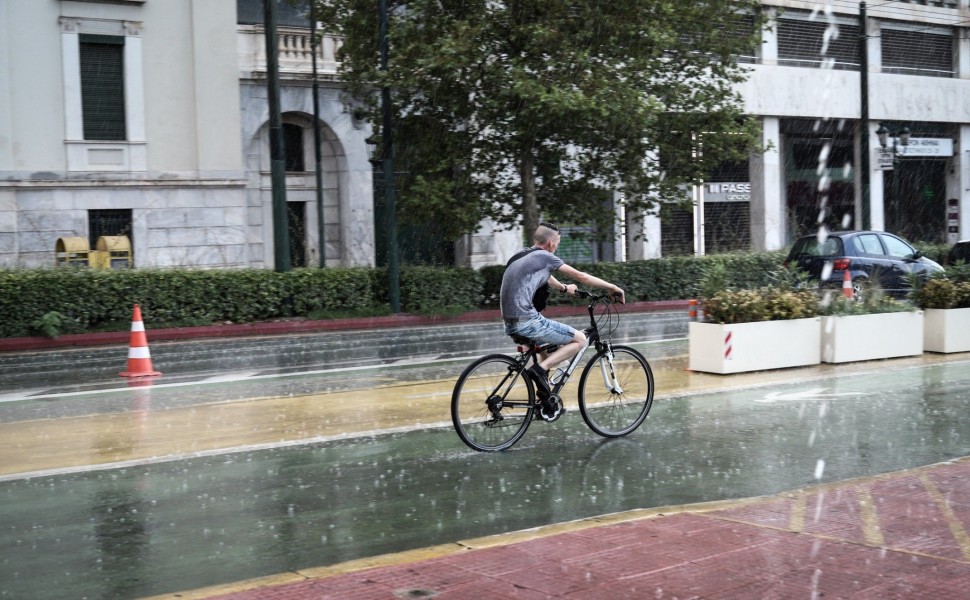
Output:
top-left (538, 330), bottom-right (586, 372)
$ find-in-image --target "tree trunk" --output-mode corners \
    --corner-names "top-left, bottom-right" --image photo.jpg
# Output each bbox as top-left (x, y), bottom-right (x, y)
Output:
top-left (520, 145), bottom-right (538, 241)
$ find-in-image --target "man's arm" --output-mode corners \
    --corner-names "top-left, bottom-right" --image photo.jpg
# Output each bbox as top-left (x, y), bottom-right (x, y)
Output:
top-left (547, 274), bottom-right (574, 295)
top-left (556, 264), bottom-right (625, 303)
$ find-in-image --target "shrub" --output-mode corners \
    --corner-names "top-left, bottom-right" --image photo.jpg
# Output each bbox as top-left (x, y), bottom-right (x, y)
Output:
top-left (701, 287), bottom-right (818, 324)
top-left (913, 278), bottom-right (970, 310)
top-left (817, 292), bottom-right (913, 316)
top-left (401, 266), bottom-right (484, 315)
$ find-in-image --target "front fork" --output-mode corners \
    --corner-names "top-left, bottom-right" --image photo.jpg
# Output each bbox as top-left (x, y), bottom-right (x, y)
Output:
top-left (597, 342), bottom-right (622, 395)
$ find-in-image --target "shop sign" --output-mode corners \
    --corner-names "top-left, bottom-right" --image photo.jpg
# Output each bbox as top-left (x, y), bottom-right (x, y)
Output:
top-left (876, 147), bottom-right (895, 170)
top-left (705, 182), bottom-right (750, 202)
top-left (894, 137), bottom-right (954, 158)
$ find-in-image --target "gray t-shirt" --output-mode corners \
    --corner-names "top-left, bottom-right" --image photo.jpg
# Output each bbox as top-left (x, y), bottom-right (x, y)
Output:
top-left (499, 248), bottom-right (564, 319)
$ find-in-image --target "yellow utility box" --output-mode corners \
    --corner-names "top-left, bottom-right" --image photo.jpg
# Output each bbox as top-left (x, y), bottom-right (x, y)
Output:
top-left (93, 235), bottom-right (132, 269)
top-left (55, 237), bottom-right (91, 267)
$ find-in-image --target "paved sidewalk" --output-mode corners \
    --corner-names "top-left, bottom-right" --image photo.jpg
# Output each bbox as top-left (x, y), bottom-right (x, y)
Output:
top-left (150, 458), bottom-right (970, 600)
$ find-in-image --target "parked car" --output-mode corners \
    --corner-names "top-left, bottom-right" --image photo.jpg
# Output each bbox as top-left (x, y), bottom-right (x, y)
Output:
top-left (946, 240), bottom-right (970, 265)
top-left (784, 230), bottom-right (944, 299)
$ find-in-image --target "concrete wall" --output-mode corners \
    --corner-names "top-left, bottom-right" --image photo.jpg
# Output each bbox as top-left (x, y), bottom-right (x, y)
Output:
top-left (0, 0), bottom-right (249, 268)
top-left (238, 82), bottom-right (374, 268)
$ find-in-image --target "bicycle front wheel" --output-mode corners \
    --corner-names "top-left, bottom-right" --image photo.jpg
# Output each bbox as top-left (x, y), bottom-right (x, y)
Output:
top-left (451, 354), bottom-right (535, 452)
top-left (578, 345), bottom-right (654, 437)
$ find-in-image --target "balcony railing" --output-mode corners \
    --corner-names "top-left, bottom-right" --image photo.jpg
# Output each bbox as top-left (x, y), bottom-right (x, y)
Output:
top-left (238, 25), bottom-right (342, 79)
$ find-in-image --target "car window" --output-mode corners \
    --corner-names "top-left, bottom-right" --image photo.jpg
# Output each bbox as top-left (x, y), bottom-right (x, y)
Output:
top-left (791, 236), bottom-right (841, 257)
top-left (881, 234), bottom-right (914, 259)
top-left (855, 234), bottom-right (884, 256)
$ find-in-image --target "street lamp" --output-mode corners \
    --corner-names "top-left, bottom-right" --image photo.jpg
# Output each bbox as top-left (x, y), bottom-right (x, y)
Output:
top-left (875, 124), bottom-right (910, 233)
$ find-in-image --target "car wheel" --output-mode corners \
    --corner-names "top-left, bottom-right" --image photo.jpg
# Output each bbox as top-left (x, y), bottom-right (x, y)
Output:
top-left (851, 278), bottom-right (868, 302)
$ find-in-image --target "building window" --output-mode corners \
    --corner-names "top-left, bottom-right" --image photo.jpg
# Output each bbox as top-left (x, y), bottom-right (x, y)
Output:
top-left (60, 18), bottom-right (146, 172)
top-left (705, 202), bottom-right (750, 253)
top-left (719, 13), bottom-right (759, 64)
top-left (88, 209), bottom-right (133, 250)
top-left (675, 12), bottom-right (759, 65)
top-left (881, 24), bottom-right (954, 78)
top-left (660, 204), bottom-right (695, 256)
top-left (283, 123), bottom-right (305, 172)
top-left (80, 35), bottom-right (126, 141)
top-left (777, 10), bottom-right (860, 70)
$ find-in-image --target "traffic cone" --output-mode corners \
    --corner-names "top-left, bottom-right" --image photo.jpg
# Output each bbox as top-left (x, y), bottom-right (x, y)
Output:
top-left (688, 299), bottom-right (698, 321)
top-left (119, 304), bottom-right (162, 377)
top-left (842, 270), bottom-right (853, 299)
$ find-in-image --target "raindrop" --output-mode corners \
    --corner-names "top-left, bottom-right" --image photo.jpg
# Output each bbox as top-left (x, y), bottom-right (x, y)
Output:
top-left (814, 459), bottom-right (826, 480)
top-left (821, 261), bottom-right (834, 281)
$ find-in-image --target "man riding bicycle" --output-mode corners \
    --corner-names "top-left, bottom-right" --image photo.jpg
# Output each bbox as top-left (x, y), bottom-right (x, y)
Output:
top-left (499, 223), bottom-right (626, 413)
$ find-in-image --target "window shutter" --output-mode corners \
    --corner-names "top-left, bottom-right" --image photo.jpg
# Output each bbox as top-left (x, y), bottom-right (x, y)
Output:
top-left (777, 12), bottom-right (860, 70)
top-left (79, 34), bottom-right (126, 141)
top-left (881, 28), bottom-right (954, 78)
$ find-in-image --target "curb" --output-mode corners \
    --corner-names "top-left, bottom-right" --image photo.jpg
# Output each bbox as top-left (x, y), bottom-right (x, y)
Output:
top-left (0, 300), bottom-right (690, 353)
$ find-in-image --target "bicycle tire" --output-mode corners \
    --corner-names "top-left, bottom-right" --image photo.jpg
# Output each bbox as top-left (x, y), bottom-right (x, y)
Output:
top-left (451, 354), bottom-right (536, 452)
top-left (577, 345), bottom-right (654, 437)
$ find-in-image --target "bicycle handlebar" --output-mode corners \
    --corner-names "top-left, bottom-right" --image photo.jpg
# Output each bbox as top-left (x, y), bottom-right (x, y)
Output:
top-left (576, 290), bottom-right (622, 303)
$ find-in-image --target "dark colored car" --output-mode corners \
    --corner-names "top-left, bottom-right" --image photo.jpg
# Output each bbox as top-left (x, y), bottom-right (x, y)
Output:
top-left (784, 230), bottom-right (943, 299)
top-left (946, 240), bottom-right (970, 265)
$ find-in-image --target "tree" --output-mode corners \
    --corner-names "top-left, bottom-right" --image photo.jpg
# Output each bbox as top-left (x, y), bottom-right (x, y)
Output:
top-left (317, 0), bottom-right (766, 240)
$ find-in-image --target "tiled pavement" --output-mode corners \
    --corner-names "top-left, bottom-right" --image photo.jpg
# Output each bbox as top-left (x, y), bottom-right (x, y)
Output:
top-left (156, 457), bottom-right (970, 600)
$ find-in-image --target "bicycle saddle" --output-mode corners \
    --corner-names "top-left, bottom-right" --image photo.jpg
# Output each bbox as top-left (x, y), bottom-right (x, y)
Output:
top-left (509, 334), bottom-right (560, 354)
top-left (509, 333), bottom-right (533, 346)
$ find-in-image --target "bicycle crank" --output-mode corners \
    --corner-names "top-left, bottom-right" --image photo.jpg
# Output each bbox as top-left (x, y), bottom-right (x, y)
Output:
top-left (538, 394), bottom-right (565, 422)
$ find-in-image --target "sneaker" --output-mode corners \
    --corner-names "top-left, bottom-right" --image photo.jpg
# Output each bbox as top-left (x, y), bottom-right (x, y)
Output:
top-left (527, 363), bottom-right (552, 399)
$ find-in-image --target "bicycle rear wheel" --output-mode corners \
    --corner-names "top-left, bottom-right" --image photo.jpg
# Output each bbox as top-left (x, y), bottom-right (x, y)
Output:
top-left (578, 345), bottom-right (654, 437)
top-left (451, 354), bottom-right (536, 451)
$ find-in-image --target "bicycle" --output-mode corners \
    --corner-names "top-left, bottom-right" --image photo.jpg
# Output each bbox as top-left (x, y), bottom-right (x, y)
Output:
top-left (451, 291), bottom-right (655, 452)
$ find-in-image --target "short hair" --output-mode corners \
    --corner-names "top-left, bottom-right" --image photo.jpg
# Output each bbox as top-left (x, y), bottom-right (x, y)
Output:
top-left (533, 222), bottom-right (561, 244)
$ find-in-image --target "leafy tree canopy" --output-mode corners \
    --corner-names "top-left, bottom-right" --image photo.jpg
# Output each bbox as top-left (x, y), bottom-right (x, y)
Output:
top-left (316, 0), bottom-right (767, 240)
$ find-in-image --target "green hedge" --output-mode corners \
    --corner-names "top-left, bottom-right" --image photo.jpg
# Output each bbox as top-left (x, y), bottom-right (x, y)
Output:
top-left (482, 251), bottom-right (787, 306)
top-left (0, 251), bottom-right (785, 338)
top-left (0, 267), bottom-right (375, 338)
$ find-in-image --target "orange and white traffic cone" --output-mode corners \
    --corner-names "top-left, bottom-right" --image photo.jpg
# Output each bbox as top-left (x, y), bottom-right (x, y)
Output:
top-left (842, 269), bottom-right (854, 299)
top-left (119, 304), bottom-right (162, 378)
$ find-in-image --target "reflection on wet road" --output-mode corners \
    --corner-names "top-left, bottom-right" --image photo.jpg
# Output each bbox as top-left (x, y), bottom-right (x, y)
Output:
top-left (1, 349), bottom-right (969, 599)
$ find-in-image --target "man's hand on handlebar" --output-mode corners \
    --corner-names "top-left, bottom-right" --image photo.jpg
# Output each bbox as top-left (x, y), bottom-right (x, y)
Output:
top-left (574, 288), bottom-right (625, 304)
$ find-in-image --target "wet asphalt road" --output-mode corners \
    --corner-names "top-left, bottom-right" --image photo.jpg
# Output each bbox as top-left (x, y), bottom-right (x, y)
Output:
top-left (1, 346), bottom-right (970, 599)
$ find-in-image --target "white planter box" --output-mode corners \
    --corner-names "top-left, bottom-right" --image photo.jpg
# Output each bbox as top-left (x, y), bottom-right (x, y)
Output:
top-left (820, 311), bottom-right (923, 363)
top-left (924, 308), bottom-right (970, 353)
top-left (688, 318), bottom-right (821, 374)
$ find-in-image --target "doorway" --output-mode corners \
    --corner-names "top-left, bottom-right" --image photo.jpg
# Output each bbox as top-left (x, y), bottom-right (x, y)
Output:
top-left (884, 160), bottom-right (946, 243)
top-left (287, 201), bottom-right (307, 268)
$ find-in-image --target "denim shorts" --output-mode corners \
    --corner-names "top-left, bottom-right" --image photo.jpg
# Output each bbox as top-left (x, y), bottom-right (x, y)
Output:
top-left (504, 314), bottom-right (577, 346)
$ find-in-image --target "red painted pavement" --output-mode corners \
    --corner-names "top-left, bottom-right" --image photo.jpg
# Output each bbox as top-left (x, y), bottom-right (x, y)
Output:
top-left (200, 458), bottom-right (970, 600)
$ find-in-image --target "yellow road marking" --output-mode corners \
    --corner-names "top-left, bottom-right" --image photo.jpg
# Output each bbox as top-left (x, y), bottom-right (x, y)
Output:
top-left (789, 489), bottom-right (805, 532)
top-left (920, 473), bottom-right (970, 561)
top-left (857, 486), bottom-right (885, 547)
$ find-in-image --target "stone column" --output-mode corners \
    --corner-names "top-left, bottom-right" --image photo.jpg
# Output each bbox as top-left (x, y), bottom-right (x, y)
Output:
top-left (750, 116), bottom-right (784, 250)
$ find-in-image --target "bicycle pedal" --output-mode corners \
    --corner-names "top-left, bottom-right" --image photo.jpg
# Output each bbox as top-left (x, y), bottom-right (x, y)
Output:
top-left (538, 396), bottom-right (564, 422)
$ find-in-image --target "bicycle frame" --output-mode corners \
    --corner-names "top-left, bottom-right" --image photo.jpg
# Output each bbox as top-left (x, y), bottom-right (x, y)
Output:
top-left (517, 292), bottom-right (622, 399)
